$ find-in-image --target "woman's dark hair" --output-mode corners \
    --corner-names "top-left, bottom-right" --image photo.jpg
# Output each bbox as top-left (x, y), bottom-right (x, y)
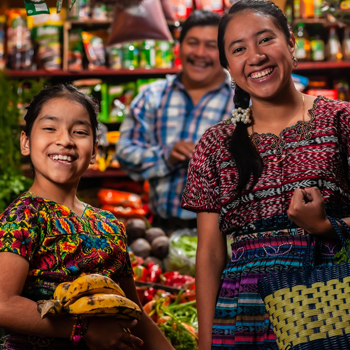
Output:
top-left (23, 83), bottom-right (99, 144)
top-left (218, 0), bottom-right (291, 193)
top-left (179, 10), bottom-right (221, 44)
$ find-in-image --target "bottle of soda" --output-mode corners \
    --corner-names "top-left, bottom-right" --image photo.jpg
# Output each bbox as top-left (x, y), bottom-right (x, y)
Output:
top-left (294, 23), bottom-right (311, 61)
top-left (327, 26), bottom-right (342, 61)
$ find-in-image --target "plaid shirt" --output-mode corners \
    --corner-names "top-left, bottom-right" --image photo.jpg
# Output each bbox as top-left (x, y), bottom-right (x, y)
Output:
top-left (116, 74), bottom-right (234, 219)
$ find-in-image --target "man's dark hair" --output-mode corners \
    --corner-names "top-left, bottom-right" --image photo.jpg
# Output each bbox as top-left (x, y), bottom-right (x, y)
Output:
top-left (179, 10), bottom-right (221, 44)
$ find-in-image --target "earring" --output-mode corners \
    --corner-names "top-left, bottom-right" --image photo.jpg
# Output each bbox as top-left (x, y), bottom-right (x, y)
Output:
top-left (231, 78), bottom-right (236, 89)
top-left (292, 56), bottom-right (298, 68)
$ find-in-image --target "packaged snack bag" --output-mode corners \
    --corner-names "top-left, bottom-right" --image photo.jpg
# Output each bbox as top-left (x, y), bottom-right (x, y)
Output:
top-left (68, 29), bottom-right (83, 71)
top-left (6, 9), bottom-right (34, 70)
top-left (27, 10), bottom-right (65, 71)
top-left (107, 0), bottom-right (172, 46)
top-left (82, 30), bottom-right (108, 70)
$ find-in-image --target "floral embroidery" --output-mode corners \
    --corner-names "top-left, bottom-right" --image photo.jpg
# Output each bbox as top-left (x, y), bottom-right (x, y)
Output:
top-left (0, 192), bottom-right (132, 300)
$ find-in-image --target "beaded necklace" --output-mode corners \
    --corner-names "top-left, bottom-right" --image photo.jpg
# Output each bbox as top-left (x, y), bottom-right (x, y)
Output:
top-left (250, 94), bottom-right (305, 165)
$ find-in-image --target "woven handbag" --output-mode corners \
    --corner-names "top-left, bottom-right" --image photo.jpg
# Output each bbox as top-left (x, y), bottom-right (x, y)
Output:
top-left (257, 216), bottom-right (350, 350)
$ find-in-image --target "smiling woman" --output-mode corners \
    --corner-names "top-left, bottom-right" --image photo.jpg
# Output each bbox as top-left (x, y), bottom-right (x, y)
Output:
top-left (181, 1), bottom-right (350, 350)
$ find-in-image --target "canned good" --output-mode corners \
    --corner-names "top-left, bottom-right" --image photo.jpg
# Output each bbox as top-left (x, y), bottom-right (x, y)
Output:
top-left (108, 44), bottom-right (123, 69)
top-left (155, 41), bottom-right (173, 68)
top-left (122, 42), bottom-right (139, 70)
top-left (139, 40), bottom-right (155, 69)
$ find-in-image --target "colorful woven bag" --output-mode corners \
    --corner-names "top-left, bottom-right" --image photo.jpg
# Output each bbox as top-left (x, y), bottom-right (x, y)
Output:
top-left (258, 216), bottom-right (350, 350)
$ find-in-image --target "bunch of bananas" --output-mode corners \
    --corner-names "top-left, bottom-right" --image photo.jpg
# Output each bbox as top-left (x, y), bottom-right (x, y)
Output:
top-left (36, 274), bottom-right (142, 321)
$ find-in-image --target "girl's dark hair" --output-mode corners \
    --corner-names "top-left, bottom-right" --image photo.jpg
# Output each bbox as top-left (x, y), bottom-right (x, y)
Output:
top-left (23, 83), bottom-right (99, 144)
top-left (218, 0), bottom-right (291, 193)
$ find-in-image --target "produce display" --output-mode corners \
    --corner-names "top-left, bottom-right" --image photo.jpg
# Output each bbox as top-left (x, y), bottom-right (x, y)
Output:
top-left (126, 219), bottom-right (198, 349)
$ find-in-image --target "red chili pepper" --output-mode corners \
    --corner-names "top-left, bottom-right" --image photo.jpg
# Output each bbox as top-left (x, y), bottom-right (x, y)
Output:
top-left (160, 271), bottom-right (180, 284)
top-left (144, 287), bottom-right (156, 304)
top-left (129, 252), bottom-right (144, 267)
top-left (133, 265), bottom-right (148, 281)
top-left (147, 263), bottom-right (162, 283)
top-left (162, 273), bottom-right (195, 288)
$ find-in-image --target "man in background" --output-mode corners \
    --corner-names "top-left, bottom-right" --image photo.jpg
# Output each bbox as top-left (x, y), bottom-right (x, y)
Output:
top-left (116, 10), bottom-right (234, 233)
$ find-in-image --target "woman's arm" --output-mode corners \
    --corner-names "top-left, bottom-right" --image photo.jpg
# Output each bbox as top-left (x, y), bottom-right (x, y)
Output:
top-left (196, 212), bottom-right (227, 350)
top-left (119, 275), bottom-right (174, 350)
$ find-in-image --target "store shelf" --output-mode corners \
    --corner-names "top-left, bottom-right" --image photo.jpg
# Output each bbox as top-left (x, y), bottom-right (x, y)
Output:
top-left (82, 168), bottom-right (127, 178)
top-left (6, 62), bottom-right (350, 78)
top-left (5, 68), bottom-right (182, 78)
top-left (295, 61), bottom-right (350, 70)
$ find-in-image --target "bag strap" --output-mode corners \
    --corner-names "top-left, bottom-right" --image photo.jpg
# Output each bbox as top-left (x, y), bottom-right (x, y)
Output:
top-left (303, 216), bottom-right (350, 271)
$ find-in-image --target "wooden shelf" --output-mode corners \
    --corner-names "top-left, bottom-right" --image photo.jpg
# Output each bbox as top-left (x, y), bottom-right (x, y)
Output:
top-left (295, 61), bottom-right (350, 70)
top-left (83, 168), bottom-right (127, 178)
top-left (5, 62), bottom-right (350, 78)
top-left (4, 68), bottom-right (181, 78)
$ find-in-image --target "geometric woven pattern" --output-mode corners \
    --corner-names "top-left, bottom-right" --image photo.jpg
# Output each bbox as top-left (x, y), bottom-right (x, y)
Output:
top-left (258, 217), bottom-right (350, 350)
top-left (264, 275), bottom-right (350, 349)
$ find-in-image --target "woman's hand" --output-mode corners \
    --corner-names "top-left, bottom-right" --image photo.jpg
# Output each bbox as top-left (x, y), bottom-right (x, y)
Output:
top-left (83, 317), bottom-right (143, 350)
top-left (287, 187), bottom-right (334, 237)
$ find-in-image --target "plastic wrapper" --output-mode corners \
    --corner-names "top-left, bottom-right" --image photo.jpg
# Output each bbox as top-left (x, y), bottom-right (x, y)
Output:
top-left (107, 0), bottom-right (172, 46)
top-left (82, 30), bottom-right (107, 70)
top-left (24, 0), bottom-right (50, 16)
top-left (98, 189), bottom-right (142, 208)
top-left (6, 9), bottom-right (34, 70)
top-left (68, 29), bottom-right (83, 71)
top-left (27, 10), bottom-right (65, 71)
top-left (163, 229), bottom-right (197, 276)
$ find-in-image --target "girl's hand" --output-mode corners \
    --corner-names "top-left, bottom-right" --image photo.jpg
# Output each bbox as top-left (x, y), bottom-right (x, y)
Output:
top-left (83, 317), bottom-right (143, 350)
top-left (287, 187), bottom-right (333, 237)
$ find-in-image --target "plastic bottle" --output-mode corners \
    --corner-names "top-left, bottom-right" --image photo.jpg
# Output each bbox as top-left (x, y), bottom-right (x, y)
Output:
top-left (294, 23), bottom-right (311, 61)
top-left (327, 26), bottom-right (342, 61)
top-left (294, 0), bottom-right (301, 18)
top-left (342, 27), bottom-right (350, 61)
top-left (314, 0), bottom-right (323, 18)
top-left (301, 0), bottom-right (314, 18)
top-left (310, 27), bottom-right (325, 61)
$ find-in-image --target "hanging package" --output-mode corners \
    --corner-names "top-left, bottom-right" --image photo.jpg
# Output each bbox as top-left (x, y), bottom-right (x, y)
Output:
top-left (24, 0), bottom-right (50, 16)
top-left (107, 0), bottom-right (172, 46)
top-left (27, 10), bottom-right (65, 70)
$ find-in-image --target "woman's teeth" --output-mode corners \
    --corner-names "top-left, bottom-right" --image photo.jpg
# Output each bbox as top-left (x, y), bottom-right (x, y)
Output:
top-left (251, 68), bottom-right (274, 80)
top-left (51, 155), bottom-right (74, 162)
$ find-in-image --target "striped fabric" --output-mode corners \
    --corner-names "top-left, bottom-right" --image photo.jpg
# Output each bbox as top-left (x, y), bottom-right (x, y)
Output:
top-left (181, 96), bottom-right (350, 349)
top-left (116, 74), bottom-right (234, 219)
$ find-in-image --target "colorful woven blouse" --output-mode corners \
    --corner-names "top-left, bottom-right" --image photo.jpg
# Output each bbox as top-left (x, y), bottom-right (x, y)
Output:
top-left (182, 96), bottom-right (350, 235)
top-left (0, 192), bottom-right (132, 301)
top-left (181, 96), bottom-right (350, 350)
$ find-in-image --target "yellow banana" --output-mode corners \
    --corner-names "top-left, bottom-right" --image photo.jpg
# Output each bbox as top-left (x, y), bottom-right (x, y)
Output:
top-left (62, 274), bottom-right (125, 306)
top-left (63, 294), bottom-right (142, 321)
top-left (53, 282), bottom-right (71, 301)
top-left (37, 300), bottom-right (63, 319)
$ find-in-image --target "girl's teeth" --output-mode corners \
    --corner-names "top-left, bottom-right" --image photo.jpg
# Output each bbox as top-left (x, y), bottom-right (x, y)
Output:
top-left (51, 155), bottom-right (73, 162)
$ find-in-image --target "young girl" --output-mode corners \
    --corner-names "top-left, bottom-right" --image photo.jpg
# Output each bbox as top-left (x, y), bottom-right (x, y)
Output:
top-left (0, 84), bottom-right (174, 350)
top-left (181, 1), bottom-right (350, 349)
